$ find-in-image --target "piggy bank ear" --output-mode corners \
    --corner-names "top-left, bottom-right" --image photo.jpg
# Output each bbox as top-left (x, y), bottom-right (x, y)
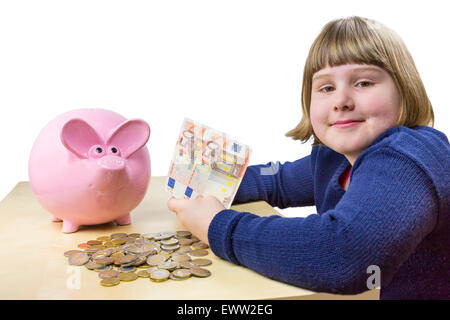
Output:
top-left (106, 119), bottom-right (150, 158)
top-left (60, 119), bottom-right (103, 158)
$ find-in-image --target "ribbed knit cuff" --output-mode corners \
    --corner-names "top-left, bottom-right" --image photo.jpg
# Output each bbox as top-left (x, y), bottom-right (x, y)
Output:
top-left (208, 209), bottom-right (247, 265)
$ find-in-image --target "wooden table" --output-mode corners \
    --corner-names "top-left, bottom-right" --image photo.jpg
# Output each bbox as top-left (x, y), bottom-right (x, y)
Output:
top-left (0, 177), bottom-right (378, 300)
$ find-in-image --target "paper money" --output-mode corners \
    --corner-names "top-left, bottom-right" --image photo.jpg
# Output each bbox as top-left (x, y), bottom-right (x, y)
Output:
top-left (167, 118), bottom-right (251, 209)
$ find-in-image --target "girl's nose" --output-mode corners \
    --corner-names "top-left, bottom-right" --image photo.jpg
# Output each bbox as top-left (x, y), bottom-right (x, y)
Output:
top-left (332, 89), bottom-right (355, 112)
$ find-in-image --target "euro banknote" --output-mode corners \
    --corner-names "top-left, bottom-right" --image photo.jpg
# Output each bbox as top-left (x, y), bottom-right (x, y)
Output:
top-left (167, 118), bottom-right (251, 209)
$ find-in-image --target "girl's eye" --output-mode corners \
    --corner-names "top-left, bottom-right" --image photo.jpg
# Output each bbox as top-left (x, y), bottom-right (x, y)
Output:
top-left (96, 147), bottom-right (103, 153)
top-left (320, 86), bottom-right (335, 93)
top-left (357, 81), bottom-right (372, 87)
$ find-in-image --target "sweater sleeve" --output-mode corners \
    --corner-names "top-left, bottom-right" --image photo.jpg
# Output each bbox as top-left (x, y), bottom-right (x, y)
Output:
top-left (233, 155), bottom-right (315, 208)
top-left (208, 147), bottom-right (438, 294)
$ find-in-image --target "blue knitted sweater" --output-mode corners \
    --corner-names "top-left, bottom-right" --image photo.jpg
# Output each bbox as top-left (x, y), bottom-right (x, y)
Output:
top-left (208, 126), bottom-right (450, 299)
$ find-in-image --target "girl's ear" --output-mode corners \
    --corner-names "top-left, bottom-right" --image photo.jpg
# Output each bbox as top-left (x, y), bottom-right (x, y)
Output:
top-left (105, 119), bottom-right (150, 158)
top-left (60, 119), bottom-right (103, 158)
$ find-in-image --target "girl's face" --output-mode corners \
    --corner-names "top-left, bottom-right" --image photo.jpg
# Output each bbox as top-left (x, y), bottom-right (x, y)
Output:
top-left (310, 63), bottom-right (401, 165)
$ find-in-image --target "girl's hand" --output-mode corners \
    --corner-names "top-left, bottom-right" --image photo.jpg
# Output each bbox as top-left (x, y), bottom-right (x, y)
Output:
top-left (167, 195), bottom-right (226, 245)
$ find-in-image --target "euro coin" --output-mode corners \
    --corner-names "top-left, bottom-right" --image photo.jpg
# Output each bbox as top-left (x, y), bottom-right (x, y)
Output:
top-left (172, 268), bottom-right (191, 279)
top-left (87, 240), bottom-right (103, 246)
top-left (171, 254), bottom-right (191, 263)
top-left (150, 269), bottom-right (170, 282)
top-left (192, 258), bottom-right (212, 267)
top-left (192, 242), bottom-right (209, 249)
top-left (64, 250), bottom-right (83, 257)
top-left (99, 270), bottom-right (120, 279)
top-left (120, 266), bottom-right (136, 273)
top-left (118, 272), bottom-right (138, 282)
top-left (147, 254), bottom-right (167, 266)
top-left (137, 270), bottom-right (150, 278)
top-left (95, 257), bottom-right (114, 265)
top-left (161, 238), bottom-right (179, 246)
top-left (190, 267), bottom-right (211, 278)
top-left (116, 254), bottom-right (138, 265)
top-left (178, 238), bottom-right (193, 246)
top-left (189, 249), bottom-right (208, 257)
top-left (100, 278), bottom-right (120, 287)
top-left (85, 261), bottom-right (103, 270)
top-left (68, 253), bottom-right (89, 266)
top-left (158, 261), bottom-right (178, 271)
top-left (176, 231), bottom-right (192, 238)
top-left (110, 233), bottom-right (128, 239)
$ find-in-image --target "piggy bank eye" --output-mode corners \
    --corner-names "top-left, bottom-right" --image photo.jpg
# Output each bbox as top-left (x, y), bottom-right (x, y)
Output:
top-left (110, 147), bottom-right (118, 153)
top-left (95, 147), bottom-right (103, 153)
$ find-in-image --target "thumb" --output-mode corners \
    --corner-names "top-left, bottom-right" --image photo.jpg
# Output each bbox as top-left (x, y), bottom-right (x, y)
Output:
top-left (167, 197), bottom-right (187, 213)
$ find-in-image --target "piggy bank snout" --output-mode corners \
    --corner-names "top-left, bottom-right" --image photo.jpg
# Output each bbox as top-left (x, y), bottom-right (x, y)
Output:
top-left (98, 155), bottom-right (126, 171)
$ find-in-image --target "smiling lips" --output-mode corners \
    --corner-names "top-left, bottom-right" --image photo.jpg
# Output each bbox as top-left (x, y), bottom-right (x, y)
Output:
top-left (332, 119), bottom-right (365, 128)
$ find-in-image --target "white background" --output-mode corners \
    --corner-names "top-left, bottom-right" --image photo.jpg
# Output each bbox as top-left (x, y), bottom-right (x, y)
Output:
top-left (1, 0), bottom-right (449, 217)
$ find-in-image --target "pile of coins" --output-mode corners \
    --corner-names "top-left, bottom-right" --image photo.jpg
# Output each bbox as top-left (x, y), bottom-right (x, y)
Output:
top-left (64, 231), bottom-right (212, 287)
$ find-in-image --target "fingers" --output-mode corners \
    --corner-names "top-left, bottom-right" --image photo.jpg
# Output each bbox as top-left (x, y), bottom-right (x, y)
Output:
top-left (167, 196), bottom-right (190, 213)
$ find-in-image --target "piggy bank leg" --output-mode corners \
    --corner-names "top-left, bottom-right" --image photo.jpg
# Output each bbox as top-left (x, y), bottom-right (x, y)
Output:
top-left (51, 215), bottom-right (62, 222)
top-left (62, 220), bottom-right (80, 233)
top-left (115, 213), bottom-right (131, 225)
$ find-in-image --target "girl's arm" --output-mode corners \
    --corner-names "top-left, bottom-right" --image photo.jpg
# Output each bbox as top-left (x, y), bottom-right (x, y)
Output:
top-left (233, 155), bottom-right (315, 208)
top-left (208, 147), bottom-right (438, 294)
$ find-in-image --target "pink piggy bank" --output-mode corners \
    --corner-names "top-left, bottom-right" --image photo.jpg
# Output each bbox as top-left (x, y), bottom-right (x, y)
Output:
top-left (28, 108), bottom-right (151, 233)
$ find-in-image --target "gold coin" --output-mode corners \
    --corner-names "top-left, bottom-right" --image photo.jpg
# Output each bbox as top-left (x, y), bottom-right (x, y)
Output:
top-left (150, 269), bottom-right (170, 282)
top-left (64, 250), bottom-right (83, 257)
top-left (192, 258), bottom-right (212, 266)
top-left (100, 278), bottom-right (120, 287)
top-left (190, 267), bottom-right (211, 278)
top-left (110, 252), bottom-right (125, 259)
top-left (118, 272), bottom-right (138, 281)
top-left (178, 238), bottom-right (193, 246)
top-left (192, 242), bottom-right (209, 249)
top-left (176, 231), bottom-right (192, 238)
top-left (171, 254), bottom-right (192, 262)
top-left (190, 235), bottom-right (200, 243)
top-left (136, 270), bottom-right (150, 278)
top-left (189, 249), bottom-right (209, 257)
top-left (172, 268), bottom-right (191, 279)
top-left (87, 240), bottom-right (102, 246)
top-left (177, 246), bottom-right (191, 254)
top-left (111, 238), bottom-right (127, 246)
top-left (179, 261), bottom-right (195, 269)
top-left (128, 233), bottom-right (141, 238)
top-left (98, 270), bottom-right (120, 279)
top-left (110, 233), bottom-right (128, 239)
top-left (169, 274), bottom-right (188, 281)
top-left (68, 253), bottom-right (89, 266)
top-left (147, 254), bottom-right (167, 266)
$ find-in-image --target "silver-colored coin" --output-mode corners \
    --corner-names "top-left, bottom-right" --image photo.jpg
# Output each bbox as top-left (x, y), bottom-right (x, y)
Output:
top-left (147, 254), bottom-right (167, 266)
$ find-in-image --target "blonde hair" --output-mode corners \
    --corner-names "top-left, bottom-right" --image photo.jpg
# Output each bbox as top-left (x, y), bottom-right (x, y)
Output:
top-left (286, 16), bottom-right (434, 145)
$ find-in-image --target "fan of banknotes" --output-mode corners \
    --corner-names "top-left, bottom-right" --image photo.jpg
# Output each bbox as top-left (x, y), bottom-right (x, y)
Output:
top-left (166, 118), bottom-right (251, 209)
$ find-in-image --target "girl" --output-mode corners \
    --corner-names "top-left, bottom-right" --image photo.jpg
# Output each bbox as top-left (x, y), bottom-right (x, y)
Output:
top-left (168, 16), bottom-right (450, 300)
